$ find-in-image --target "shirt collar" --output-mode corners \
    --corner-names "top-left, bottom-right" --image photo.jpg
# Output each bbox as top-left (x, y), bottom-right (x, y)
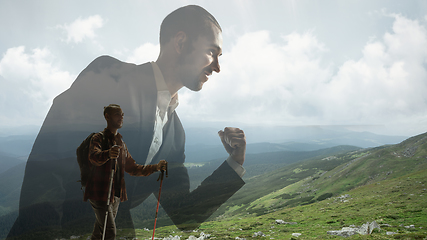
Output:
top-left (151, 62), bottom-right (179, 113)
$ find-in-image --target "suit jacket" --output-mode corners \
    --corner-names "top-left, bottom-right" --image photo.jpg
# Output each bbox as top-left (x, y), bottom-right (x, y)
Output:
top-left (8, 56), bottom-right (245, 239)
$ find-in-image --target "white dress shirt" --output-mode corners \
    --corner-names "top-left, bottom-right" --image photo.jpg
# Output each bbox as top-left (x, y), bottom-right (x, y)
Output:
top-left (145, 62), bottom-right (245, 177)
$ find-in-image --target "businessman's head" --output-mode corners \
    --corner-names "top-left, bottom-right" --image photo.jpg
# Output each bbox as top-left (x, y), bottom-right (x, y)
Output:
top-left (158, 5), bottom-right (222, 92)
top-left (159, 5), bottom-right (222, 49)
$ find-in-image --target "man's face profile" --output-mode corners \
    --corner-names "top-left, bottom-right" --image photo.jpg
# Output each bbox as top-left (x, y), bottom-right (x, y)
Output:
top-left (105, 108), bottom-right (124, 129)
top-left (179, 24), bottom-right (223, 92)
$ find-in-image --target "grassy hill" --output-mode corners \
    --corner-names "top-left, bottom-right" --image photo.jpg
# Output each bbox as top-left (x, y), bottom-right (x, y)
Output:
top-left (132, 168), bottom-right (426, 239)
top-left (72, 164), bottom-right (427, 239)
top-left (187, 145), bottom-right (361, 190)
top-left (123, 131), bottom-right (427, 239)
top-left (125, 145), bottom-right (362, 230)
top-left (0, 143), bottom-right (360, 239)
top-left (2, 132), bottom-right (425, 239)
top-left (209, 132), bottom-right (427, 220)
top-left (209, 147), bottom-right (372, 218)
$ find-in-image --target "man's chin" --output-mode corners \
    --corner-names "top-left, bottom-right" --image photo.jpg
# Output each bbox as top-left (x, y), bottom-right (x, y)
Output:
top-left (185, 82), bottom-right (203, 92)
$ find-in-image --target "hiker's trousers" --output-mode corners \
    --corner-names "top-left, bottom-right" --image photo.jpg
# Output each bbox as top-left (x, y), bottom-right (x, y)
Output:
top-left (89, 196), bottom-right (120, 240)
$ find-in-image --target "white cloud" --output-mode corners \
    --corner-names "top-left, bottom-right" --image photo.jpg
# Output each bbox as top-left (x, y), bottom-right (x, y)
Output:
top-left (0, 46), bottom-right (75, 127)
top-left (125, 43), bottom-right (160, 64)
top-left (2, 9), bottom-right (425, 136)
top-left (178, 30), bottom-right (331, 125)
top-left (57, 15), bottom-right (104, 43)
top-left (177, 14), bottom-right (427, 135)
top-left (323, 14), bottom-right (427, 124)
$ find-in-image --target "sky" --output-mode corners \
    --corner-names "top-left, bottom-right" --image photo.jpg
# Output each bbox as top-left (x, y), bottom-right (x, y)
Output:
top-left (1, 0), bottom-right (427, 137)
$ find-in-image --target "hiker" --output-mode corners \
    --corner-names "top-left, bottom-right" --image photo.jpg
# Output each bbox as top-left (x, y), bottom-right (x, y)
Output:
top-left (9, 5), bottom-right (246, 239)
top-left (85, 104), bottom-right (167, 240)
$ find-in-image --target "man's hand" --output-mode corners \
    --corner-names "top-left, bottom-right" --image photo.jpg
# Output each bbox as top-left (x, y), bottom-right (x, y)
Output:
top-left (109, 145), bottom-right (121, 159)
top-left (157, 160), bottom-right (168, 172)
top-left (218, 127), bottom-right (246, 165)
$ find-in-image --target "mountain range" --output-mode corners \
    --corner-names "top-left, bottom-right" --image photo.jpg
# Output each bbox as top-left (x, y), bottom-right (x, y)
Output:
top-left (0, 128), bottom-right (418, 239)
top-left (0, 125), bottom-right (407, 175)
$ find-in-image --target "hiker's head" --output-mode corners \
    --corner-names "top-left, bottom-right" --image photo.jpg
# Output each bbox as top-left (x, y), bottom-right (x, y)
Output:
top-left (104, 104), bottom-right (124, 129)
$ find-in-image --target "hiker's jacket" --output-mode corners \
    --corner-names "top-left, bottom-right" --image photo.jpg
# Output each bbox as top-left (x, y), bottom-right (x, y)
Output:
top-left (83, 128), bottom-right (158, 203)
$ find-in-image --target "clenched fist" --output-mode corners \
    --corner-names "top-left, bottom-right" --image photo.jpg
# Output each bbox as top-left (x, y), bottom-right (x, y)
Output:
top-left (218, 127), bottom-right (246, 165)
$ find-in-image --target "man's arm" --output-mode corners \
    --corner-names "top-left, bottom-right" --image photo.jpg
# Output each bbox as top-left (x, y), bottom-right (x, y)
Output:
top-left (159, 157), bottom-right (244, 230)
top-left (155, 127), bottom-right (246, 230)
top-left (88, 133), bottom-right (111, 166)
top-left (124, 144), bottom-right (167, 176)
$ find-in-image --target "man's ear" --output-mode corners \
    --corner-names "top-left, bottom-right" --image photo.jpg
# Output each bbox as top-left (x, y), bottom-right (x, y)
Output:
top-left (173, 31), bottom-right (187, 54)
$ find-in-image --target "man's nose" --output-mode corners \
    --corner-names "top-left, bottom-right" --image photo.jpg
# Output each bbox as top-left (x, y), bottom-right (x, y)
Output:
top-left (212, 59), bottom-right (220, 73)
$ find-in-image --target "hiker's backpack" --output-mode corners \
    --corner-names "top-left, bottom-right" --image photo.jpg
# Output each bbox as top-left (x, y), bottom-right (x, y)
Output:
top-left (76, 132), bottom-right (107, 188)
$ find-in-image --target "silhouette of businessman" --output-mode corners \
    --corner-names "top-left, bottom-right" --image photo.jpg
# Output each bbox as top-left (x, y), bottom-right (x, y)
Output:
top-left (8, 5), bottom-right (246, 240)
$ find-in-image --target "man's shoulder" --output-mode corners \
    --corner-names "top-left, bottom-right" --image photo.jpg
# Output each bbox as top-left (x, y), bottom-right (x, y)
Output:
top-left (90, 131), bottom-right (111, 148)
top-left (91, 131), bottom-right (105, 141)
top-left (71, 55), bottom-right (154, 88)
top-left (85, 55), bottom-right (135, 71)
top-left (81, 55), bottom-right (154, 81)
top-left (88, 55), bottom-right (153, 68)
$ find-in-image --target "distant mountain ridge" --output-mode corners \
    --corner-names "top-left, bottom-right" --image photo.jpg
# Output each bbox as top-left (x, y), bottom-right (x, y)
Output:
top-left (184, 126), bottom-right (407, 163)
top-left (186, 145), bottom-right (362, 191)
top-left (0, 153), bottom-right (25, 175)
top-left (184, 141), bottom-right (342, 163)
top-left (0, 135), bottom-right (36, 158)
top-left (0, 126), bottom-right (406, 173)
top-left (185, 126), bottom-right (407, 148)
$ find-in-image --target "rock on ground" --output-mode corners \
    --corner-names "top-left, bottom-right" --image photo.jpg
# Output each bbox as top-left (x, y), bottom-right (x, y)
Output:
top-left (275, 219), bottom-right (297, 225)
top-left (327, 221), bottom-right (381, 237)
top-left (252, 231), bottom-right (266, 237)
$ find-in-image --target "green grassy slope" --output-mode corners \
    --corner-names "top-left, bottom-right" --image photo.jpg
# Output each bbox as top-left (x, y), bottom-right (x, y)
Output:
top-left (42, 132), bottom-right (427, 239)
top-left (212, 132), bottom-right (427, 220)
top-left (135, 132), bottom-right (427, 239)
top-left (113, 168), bottom-right (426, 240)
top-left (210, 147), bottom-right (372, 219)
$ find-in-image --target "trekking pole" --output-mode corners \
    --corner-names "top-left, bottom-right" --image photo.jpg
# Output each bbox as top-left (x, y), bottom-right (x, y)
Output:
top-left (102, 154), bottom-right (118, 240)
top-left (152, 163), bottom-right (168, 240)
